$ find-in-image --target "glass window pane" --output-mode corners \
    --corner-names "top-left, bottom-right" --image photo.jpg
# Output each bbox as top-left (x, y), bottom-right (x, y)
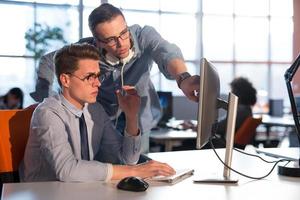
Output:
top-left (0, 57), bottom-right (35, 107)
top-left (160, 14), bottom-right (197, 60)
top-left (83, 0), bottom-right (101, 7)
top-left (235, 17), bottom-right (269, 61)
top-left (214, 63), bottom-right (233, 94)
top-left (123, 11), bottom-right (160, 30)
top-left (270, 64), bottom-right (289, 101)
top-left (83, 7), bottom-right (94, 38)
top-left (0, 4), bottom-right (33, 55)
top-left (270, 0), bottom-right (293, 17)
top-left (8, 0), bottom-right (79, 5)
top-left (108, 0), bottom-right (160, 11)
top-left (202, 16), bottom-right (233, 61)
top-left (36, 5), bottom-right (79, 47)
top-left (235, 64), bottom-right (268, 92)
top-left (270, 18), bottom-right (293, 62)
top-left (235, 0), bottom-right (269, 16)
top-left (236, 64), bottom-right (269, 113)
top-left (203, 0), bottom-right (233, 15)
top-left (160, 0), bottom-right (198, 13)
top-left (160, 62), bottom-right (196, 95)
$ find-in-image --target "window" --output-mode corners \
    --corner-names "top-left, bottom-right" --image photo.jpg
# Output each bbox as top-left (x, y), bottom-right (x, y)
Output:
top-left (0, 0), bottom-right (295, 108)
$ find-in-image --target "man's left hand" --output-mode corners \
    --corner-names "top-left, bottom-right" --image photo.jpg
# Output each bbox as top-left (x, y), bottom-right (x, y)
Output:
top-left (180, 75), bottom-right (200, 102)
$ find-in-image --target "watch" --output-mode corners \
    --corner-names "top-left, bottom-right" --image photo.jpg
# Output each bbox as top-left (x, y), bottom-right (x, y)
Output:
top-left (176, 72), bottom-right (191, 89)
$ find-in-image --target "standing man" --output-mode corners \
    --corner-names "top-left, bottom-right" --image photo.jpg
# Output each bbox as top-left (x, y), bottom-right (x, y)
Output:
top-left (30, 3), bottom-right (200, 153)
top-left (20, 43), bottom-right (175, 182)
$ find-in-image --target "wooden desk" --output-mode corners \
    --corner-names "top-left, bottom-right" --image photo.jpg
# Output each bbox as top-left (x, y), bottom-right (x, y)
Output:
top-left (2, 148), bottom-right (300, 200)
top-left (150, 129), bottom-right (196, 151)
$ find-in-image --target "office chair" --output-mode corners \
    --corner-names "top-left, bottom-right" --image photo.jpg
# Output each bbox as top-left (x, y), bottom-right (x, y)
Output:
top-left (234, 116), bottom-right (262, 149)
top-left (0, 104), bottom-right (37, 185)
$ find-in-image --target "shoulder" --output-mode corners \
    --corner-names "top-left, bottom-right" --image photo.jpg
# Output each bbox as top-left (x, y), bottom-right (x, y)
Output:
top-left (33, 95), bottom-right (65, 122)
top-left (130, 24), bottom-right (159, 37)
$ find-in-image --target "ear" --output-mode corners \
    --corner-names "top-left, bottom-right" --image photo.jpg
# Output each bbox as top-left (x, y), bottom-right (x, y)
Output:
top-left (60, 74), bottom-right (71, 88)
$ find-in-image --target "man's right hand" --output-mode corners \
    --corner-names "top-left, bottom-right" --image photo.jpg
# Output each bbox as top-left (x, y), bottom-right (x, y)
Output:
top-left (132, 160), bottom-right (176, 178)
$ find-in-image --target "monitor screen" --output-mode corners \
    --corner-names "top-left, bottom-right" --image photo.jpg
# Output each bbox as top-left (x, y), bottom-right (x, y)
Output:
top-left (157, 91), bottom-right (173, 126)
top-left (196, 58), bottom-right (220, 149)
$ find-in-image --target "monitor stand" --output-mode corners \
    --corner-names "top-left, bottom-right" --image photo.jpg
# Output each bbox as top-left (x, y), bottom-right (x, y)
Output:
top-left (194, 92), bottom-right (239, 184)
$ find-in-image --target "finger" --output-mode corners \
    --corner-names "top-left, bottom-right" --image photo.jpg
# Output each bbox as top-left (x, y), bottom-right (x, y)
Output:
top-left (115, 90), bottom-right (123, 101)
top-left (122, 85), bottom-right (135, 90)
top-left (123, 89), bottom-right (138, 96)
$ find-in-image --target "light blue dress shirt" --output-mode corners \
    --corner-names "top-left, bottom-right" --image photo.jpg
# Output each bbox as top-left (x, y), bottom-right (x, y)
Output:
top-left (20, 94), bottom-right (141, 182)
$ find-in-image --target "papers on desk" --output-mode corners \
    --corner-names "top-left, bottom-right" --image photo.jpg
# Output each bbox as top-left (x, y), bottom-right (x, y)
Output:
top-left (148, 169), bottom-right (194, 185)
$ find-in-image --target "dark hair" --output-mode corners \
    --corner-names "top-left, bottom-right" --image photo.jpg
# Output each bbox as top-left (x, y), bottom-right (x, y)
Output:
top-left (230, 77), bottom-right (257, 106)
top-left (54, 43), bottom-right (100, 86)
top-left (3, 87), bottom-right (24, 109)
top-left (88, 3), bottom-right (124, 36)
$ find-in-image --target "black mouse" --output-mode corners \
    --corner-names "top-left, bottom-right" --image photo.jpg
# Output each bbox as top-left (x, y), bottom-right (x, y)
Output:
top-left (117, 176), bottom-right (149, 192)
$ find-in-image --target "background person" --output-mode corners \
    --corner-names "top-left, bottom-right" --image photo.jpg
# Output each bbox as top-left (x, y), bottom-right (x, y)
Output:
top-left (0, 87), bottom-right (24, 109)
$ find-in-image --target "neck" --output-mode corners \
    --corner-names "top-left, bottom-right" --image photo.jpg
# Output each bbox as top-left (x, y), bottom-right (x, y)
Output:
top-left (62, 91), bottom-right (84, 110)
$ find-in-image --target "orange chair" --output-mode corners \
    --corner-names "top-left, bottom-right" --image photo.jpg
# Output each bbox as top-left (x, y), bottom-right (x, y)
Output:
top-left (234, 116), bottom-right (262, 149)
top-left (0, 104), bottom-right (37, 182)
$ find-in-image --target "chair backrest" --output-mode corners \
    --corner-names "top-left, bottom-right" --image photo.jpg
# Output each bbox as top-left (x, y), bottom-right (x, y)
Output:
top-left (0, 104), bottom-right (37, 174)
top-left (234, 116), bottom-right (262, 146)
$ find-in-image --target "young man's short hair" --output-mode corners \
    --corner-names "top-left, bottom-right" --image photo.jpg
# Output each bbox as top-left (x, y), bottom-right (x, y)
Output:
top-left (54, 43), bottom-right (100, 86)
top-left (88, 3), bottom-right (124, 36)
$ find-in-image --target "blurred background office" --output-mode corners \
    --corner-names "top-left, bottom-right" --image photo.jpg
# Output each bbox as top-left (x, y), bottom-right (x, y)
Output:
top-left (0, 0), bottom-right (299, 119)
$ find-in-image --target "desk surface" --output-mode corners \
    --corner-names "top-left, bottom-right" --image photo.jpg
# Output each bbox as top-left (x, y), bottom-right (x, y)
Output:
top-left (2, 148), bottom-right (300, 200)
top-left (257, 114), bottom-right (295, 127)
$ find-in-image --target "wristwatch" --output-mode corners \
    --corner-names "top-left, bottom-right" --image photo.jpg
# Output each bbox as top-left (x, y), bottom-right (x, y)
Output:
top-left (176, 72), bottom-right (191, 89)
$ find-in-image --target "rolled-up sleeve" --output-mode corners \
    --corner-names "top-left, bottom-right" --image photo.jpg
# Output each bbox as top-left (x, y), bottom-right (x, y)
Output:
top-left (138, 25), bottom-right (184, 79)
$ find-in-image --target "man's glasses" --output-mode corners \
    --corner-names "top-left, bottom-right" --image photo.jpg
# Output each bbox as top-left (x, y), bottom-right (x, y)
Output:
top-left (68, 72), bottom-right (105, 85)
top-left (96, 27), bottom-right (129, 47)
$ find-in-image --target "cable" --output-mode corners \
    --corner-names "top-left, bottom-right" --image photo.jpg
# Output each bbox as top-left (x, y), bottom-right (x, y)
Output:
top-left (114, 62), bottom-right (126, 128)
top-left (217, 136), bottom-right (283, 164)
top-left (209, 137), bottom-right (292, 180)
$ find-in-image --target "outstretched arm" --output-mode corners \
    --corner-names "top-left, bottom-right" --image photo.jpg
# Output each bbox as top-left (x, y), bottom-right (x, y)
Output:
top-left (167, 58), bottom-right (200, 102)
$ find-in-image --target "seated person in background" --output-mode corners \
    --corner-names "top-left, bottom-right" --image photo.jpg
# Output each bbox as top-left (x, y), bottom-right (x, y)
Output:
top-left (0, 87), bottom-right (24, 109)
top-left (216, 77), bottom-right (257, 143)
top-left (20, 43), bottom-right (175, 182)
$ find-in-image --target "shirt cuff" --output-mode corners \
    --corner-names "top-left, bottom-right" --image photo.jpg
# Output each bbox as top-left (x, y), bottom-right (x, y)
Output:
top-left (104, 163), bottom-right (113, 182)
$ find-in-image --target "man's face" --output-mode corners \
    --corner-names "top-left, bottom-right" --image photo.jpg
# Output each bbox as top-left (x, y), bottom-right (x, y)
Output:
top-left (94, 15), bottom-right (131, 59)
top-left (62, 59), bottom-right (100, 109)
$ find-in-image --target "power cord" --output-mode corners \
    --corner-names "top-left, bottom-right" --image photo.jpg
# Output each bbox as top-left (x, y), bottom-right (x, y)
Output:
top-left (209, 137), bottom-right (292, 180)
top-left (217, 137), bottom-right (283, 164)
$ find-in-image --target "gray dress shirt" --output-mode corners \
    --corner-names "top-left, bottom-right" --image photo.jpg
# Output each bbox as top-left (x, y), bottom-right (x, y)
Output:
top-left (30, 24), bottom-right (184, 132)
top-left (19, 94), bottom-right (141, 182)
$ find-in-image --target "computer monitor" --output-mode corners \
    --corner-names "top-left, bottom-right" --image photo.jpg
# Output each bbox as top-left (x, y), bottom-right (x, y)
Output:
top-left (283, 54), bottom-right (300, 177)
top-left (194, 58), bottom-right (239, 183)
top-left (157, 91), bottom-right (173, 127)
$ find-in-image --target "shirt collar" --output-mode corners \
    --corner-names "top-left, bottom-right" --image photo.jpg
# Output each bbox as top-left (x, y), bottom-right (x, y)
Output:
top-left (59, 93), bottom-right (87, 118)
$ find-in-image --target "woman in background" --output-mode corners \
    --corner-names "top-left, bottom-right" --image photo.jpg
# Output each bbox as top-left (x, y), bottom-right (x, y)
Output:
top-left (216, 77), bottom-right (257, 141)
top-left (0, 87), bottom-right (24, 109)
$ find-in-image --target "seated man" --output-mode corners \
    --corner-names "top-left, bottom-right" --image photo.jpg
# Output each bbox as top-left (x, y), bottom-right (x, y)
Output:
top-left (20, 43), bottom-right (175, 182)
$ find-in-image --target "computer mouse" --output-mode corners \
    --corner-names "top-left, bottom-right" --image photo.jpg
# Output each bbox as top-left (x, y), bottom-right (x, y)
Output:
top-left (117, 176), bottom-right (149, 192)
